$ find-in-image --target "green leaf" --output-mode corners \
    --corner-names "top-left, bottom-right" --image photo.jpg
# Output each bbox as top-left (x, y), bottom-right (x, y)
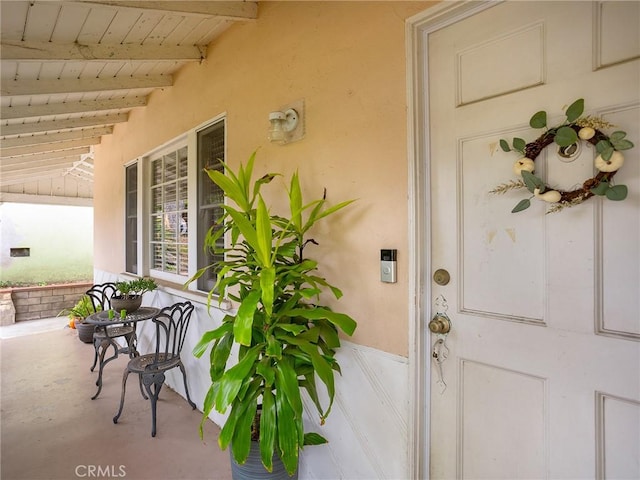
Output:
top-left (230, 399), bottom-right (258, 466)
top-left (275, 358), bottom-right (303, 419)
top-left (606, 184), bottom-right (628, 201)
top-left (513, 137), bottom-right (526, 152)
top-left (255, 196), bottom-right (273, 266)
top-left (276, 382), bottom-right (300, 476)
top-left (609, 131), bottom-right (626, 142)
top-left (529, 110), bottom-right (547, 129)
top-left (260, 388), bottom-right (276, 472)
top-left (234, 290), bottom-right (261, 346)
top-left (565, 98), bottom-right (584, 123)
top-left (521, 170), bottom-right (545, 194)
top-left (302, 199), bottom-right (356, 235)
top-left (612, 139), bottom-right (634, 151)
top-left (215, 345), bottom-right (261, 412)
top-left (211, 332), bottom-right (233, 381)
top-left (601, 146), bottom-right (614, 161)
top-left (289, 171), bottom-right (303, 231)
top-left (266, 334), bottom-right (282, 359)
top-left (554, 126), bottom-right (578, 147)
top-left (287, 307), bottom-right (357, 336)
top-left (193, 322), bottom-right (233, 358)
top-left (260, 266), bottom-right (275, 319)
top-left (303, 433), bottom-right (328, 446)
top-left (499, 139), bottom-right (511, 152)
top-left (596, 140), bottom-right (612, 153)
top-left (511, 198), bottom-right (531, 213)
top-left (207, 168), bottom-right (250, 212)
top-left (590, 181), bottom-right (610, 196)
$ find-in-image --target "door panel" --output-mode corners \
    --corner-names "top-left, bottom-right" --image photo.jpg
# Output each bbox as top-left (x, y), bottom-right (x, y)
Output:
top-left (426, 2), bottom-right (640, 479)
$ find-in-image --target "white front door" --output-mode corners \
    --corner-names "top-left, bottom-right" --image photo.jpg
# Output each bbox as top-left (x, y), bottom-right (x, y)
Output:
top-left (416, 2), bottom-right (640, 478)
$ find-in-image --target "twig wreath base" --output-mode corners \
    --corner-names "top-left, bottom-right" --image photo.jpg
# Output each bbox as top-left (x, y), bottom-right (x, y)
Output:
top-left (491, 99), bottom-right (634, 214)
top-left (525, 126), bottom-right (613, 204)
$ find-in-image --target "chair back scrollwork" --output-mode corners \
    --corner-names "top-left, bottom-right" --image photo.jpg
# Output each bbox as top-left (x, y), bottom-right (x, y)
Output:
top-left (85, 283), bottom-right (117, 312)
top-left (151, 301), bottom-right (195, 365)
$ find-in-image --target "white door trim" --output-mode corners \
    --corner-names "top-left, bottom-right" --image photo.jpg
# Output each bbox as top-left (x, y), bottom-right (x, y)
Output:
top-left (405, 2), bottom-right (499, 478)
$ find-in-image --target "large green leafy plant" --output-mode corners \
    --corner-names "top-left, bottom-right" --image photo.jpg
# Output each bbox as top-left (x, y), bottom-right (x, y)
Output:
top-left (191, 152), bottom-right (357, 475)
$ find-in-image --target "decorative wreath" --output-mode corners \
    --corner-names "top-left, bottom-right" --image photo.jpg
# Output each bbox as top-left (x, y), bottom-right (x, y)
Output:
top-left (490, 99), bottom-right (634, 213)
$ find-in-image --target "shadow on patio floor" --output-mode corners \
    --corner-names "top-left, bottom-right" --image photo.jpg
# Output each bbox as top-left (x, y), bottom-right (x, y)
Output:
top-left (0, 319), bottom-right (231, 480)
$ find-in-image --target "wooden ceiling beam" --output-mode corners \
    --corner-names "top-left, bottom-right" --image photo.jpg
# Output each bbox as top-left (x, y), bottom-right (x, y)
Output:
top-left (1, 97), bottom-right (147, 120)
top-left (0, 113), bottom-right (128, 136)
top-left (0, 171), bottom-right (70, 187)
top-left (70, 1), bottom-right (258, 20)
top-left (1, 156), bottom-right (83, 172)
top-left (0, 126), bottom-right (113, 149)
top-left (1, 41), bottom-right (205, 62)
top-left (1, 137), bottom-right (101, 157)
top-left (1, 75), bottom-right (172, 97)
top-left (0, 146), bottom-right (90, 164)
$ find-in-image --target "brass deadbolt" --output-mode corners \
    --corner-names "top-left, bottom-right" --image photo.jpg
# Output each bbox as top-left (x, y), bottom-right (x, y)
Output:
top-left (433, 269), bottom-right (450, 286)
top-left (429, 314), bottom-right (451, 334)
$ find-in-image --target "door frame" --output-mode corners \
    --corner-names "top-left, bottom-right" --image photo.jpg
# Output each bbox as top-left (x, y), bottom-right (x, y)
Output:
top-left (405, 2), bottom-right (499, 478)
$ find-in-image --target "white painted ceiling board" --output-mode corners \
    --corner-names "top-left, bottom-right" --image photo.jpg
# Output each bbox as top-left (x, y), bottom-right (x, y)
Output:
top-left (0, 0), bottom-right (258, 194)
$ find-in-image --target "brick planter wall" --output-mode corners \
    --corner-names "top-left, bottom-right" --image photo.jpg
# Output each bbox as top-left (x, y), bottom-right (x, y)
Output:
top-left (3, 282), bottom-right (92, 323)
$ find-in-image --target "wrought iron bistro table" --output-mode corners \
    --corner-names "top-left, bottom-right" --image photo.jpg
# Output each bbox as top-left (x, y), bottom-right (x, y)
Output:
top-left (84, 307), bottom-right (160, 399)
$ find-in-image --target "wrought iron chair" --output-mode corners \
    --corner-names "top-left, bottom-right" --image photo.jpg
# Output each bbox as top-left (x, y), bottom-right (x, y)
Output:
top-left (85, 282), bottom-right (137, 400)
top-left (113, 301), bottom-right (196, 437)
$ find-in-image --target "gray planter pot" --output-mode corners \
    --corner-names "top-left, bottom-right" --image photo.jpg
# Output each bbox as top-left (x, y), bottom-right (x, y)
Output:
top-left (110, 295), bottom-right (142, 314)
top-left (75, 321), bottom-right (96, 343)
top-left (230, 442), bottom-right (298, 480)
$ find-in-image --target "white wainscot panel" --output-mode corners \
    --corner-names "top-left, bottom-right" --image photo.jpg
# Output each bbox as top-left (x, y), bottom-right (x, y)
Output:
top-left (456, 22), bottom-right (544, 105)
top-left (598, 106), bottom-right (640, 339)
top-left (460, 134), bottom-right (545, 323)
top-left (595, 1), bottom-right (640, 69)
top-left (461, 360), bottom-right (547, 479)
top-left (597, 392), bottom-right (640, 479)
top-left (299, 343), bottom-right (409, 480)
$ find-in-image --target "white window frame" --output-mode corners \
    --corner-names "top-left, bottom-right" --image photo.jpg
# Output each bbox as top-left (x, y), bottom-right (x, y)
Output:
top-left (127, 113), bottom-right (226, 292)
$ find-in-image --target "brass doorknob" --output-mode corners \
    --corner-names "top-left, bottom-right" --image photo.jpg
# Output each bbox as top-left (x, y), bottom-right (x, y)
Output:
top-left (429, 314), bottom-right (451, 334)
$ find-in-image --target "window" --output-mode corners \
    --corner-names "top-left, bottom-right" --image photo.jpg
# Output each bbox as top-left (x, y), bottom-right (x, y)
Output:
top-left (130, 116), bottom-right (225, 292)
top-left (197, 120), bottom-right (225, 292)
top-left (150, 146), bottom-right (189, 277)
top-left (125, 163), bottom-right (138, 274)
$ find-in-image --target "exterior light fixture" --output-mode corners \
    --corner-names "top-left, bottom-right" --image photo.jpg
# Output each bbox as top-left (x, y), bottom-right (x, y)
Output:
top-left (268, 99), bottom-right (304, 144)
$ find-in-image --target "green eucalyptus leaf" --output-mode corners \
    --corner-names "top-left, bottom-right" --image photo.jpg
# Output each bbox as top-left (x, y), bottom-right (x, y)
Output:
top-left (521, 170), bottom-right (545, 193)
top-left (596, 139), bottom-right (612, 153)
top-left (590, 181), bottom-right (610, 196)
top-left (511, 198), bottom-right (531, 213)
top-left (609, 131), bottom-right (626, 141)
top-left (513, 137), bottom-right (526, 152)
top-left (613, 139), bottom-right (634, 151)
top-left (565, 98), bottom-right (584, 123)
top-left (601, 147), bottom-right (614, 162)
top-left (500, 139), bottom-right (511, 152)
top-left (606, 184), bottom-right (628, 201)
top-left (529, 110), bottom-right (547, 129)
top-left (554, 126), bottom-right (578, 147)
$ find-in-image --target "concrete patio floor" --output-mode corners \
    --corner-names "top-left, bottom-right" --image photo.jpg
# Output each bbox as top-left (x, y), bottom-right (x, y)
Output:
top-left (0, 318), bottom-right (231, 480)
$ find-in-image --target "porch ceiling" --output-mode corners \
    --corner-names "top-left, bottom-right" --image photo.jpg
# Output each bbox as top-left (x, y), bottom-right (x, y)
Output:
top-left (0, 1), bottom-right (257, 189)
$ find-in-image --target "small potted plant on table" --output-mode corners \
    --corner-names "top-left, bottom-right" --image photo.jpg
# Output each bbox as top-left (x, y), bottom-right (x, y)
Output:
top-left (112, 278), bottom-right (158, 314)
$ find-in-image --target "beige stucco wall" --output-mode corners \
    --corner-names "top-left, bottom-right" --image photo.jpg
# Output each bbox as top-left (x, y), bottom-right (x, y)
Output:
top-left (94, 1), bottom-right (433, 357)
